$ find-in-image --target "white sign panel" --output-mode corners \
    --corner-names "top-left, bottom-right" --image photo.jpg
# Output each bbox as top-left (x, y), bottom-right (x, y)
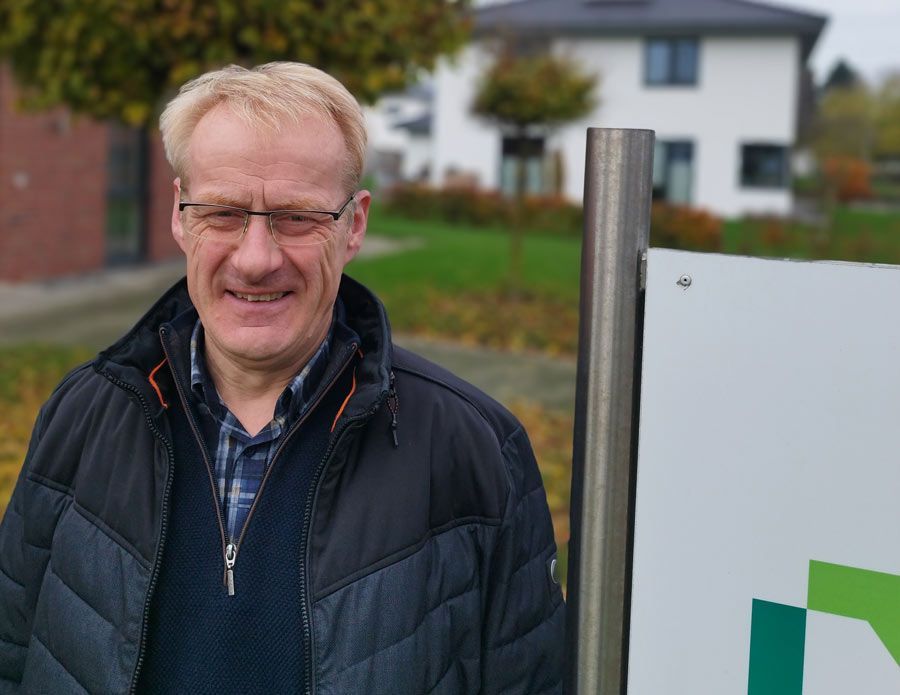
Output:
top-left (628, 249), bottom-right (900, 694)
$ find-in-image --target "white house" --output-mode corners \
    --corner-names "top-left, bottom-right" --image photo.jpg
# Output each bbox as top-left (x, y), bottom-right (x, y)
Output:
top-left (429, 0), bottom-right (826, 218)
top-left (364, 83), bottom-right (434, 188)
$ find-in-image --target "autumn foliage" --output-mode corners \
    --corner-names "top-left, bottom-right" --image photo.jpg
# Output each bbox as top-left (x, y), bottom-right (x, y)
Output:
top-left (0, 346), bottom-right (91, 515)
top-left (472, 48), bottom-right (597, 130)
top-left (650, 202), bottom-right (723, 252)
top-left (821, 156), bottom-right (873, 202)
top-left (0, 0), bottom-right (471, 124)
top-left (385, 183), bottom-right (583, 236)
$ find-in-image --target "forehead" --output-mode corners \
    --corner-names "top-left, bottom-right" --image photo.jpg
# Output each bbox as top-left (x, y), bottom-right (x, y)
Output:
top-left (184, 104), bottom-right (348, 204)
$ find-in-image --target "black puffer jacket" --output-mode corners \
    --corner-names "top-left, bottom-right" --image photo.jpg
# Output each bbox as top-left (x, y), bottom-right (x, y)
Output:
top-left (0, 276), bottom-right (564, 694)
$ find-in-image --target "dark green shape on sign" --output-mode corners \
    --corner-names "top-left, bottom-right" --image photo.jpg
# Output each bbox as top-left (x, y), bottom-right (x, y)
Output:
top-left (748, 599), bottom-right (807, 695)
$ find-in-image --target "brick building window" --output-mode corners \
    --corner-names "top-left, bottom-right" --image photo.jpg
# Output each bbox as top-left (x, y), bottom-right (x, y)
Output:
top-left (106, 124), bottom-right (148, 264)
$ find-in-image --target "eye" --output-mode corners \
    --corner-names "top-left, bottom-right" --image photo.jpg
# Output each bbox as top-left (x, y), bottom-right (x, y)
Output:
top-left (283, 212), bottom-right (314, 223)
top-left (207, 208), bottom-right (243, 220)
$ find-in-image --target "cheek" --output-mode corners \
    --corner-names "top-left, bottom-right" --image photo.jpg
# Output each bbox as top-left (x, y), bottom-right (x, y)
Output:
top-left (185, 241), bottom-right (228, 297)
top-left (291, 243), bottom-right (343, 290)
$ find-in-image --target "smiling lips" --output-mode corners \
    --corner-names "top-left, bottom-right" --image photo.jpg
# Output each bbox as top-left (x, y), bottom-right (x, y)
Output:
top-left (231, 291), bottom-right (289, 302)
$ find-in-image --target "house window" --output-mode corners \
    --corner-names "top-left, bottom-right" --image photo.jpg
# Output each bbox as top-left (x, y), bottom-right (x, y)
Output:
top-left (645, 38), bottom-right (699, 86)
top-left (106, 124), bottom-right (147, 264)
top-left (741, 144), bottom-right (789, 189)
top-left (653, 140), bottom-right (694, 204)
top-left (500, 136), bottom-right (546, 196)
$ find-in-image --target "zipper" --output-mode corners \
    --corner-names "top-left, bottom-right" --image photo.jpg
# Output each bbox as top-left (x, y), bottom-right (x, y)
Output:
top-left (387, 370), bottom-right (399, 448)
top-left (300, 397), bottom-right (386, 695)
top-left (158, 331), bottom-right (232, 593)
top-left (224, 543), bottom-right (237, 596)
top-left (95, 370), bottom-right (175, 695)
top-left (223, 343), bottom-right (359, 594)
top-left (160, 331), bottom-right (360, 598)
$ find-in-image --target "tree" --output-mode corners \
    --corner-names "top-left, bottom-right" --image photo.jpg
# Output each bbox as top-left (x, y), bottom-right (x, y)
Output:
top-left (813, 85), bottom-right (875, 161)
top-left (0, 0), bottom-right (471, 124)
top-left (874, 72), bottom-right (900, 160)
top-left (823, 58), bottom-right (863, 92)
top-left (472, 46), bottom-right (597, 289)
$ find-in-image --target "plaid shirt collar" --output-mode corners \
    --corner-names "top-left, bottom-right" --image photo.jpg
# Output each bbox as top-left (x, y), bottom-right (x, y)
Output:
top-left (189, 307), bottom-right (339, 430)
top-left (179, 299), bottom-right (358, 543)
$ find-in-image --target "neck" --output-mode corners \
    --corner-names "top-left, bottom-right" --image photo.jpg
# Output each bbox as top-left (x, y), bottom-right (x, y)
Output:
top-left (203, 330), bottom-right (327, 436)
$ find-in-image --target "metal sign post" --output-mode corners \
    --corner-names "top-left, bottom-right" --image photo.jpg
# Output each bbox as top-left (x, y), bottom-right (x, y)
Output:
top-left (566, 128), bottom-right (654, 694)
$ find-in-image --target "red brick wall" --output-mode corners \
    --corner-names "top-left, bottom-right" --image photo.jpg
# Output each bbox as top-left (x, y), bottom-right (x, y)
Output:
top-left (146, 131), bottom-right (180, 262)
top-left (0, 68), bottom-right (181, 282)
top-left (0, 67), bottom-right (108, 282)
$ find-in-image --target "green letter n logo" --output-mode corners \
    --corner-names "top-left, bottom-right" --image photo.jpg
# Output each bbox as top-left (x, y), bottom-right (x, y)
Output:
top-left (747, 561), bottom-right (900, 694)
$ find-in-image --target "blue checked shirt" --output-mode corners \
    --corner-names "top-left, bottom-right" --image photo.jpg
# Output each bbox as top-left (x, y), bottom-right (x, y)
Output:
top-left (189, 320), bottom-right (331, 543)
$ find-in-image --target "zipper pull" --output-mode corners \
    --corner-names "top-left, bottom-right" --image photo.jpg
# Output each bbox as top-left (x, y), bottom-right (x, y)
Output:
top-left (224, 543), bottom-right (237, 596)
top-left (387, 371), bottom-right (399, 449)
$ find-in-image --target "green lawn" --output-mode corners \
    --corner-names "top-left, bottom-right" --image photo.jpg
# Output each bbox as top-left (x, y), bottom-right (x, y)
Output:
top-left (349, 206), bottom-right (583, 354)
top-left (353, 206), bottom-right (581, 301)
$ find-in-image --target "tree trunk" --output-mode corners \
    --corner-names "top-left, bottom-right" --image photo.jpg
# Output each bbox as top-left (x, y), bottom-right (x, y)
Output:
top-left (509, 131), bottom-right (528, 295)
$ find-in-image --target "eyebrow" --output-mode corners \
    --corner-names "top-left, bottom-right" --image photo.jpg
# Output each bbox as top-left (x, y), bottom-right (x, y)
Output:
top-left (186, 191), bottom-right (249, 207)
top-left (271, 198), bottom-right (336, 211)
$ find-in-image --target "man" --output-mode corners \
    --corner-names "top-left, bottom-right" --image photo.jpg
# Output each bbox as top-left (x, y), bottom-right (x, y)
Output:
top-left (0, 63), bottom-right (564, 694)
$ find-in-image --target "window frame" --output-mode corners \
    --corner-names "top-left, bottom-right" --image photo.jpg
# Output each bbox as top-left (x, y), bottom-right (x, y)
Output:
top-left (653, 139), bottom-right (695, 205)
top-left (739, 143), bottom-right (790, 190)
top-left (644, 37), bottom-right (700, 87)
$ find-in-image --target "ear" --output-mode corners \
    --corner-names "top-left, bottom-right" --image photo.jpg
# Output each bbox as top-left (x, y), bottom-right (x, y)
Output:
top-left (342, 190), bottom-right (371, 265)
top-left (171, 178), bottom-right (189, 253)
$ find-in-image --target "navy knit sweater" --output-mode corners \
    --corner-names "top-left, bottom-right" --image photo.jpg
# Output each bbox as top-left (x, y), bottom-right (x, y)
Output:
top-left (138, 360), bottom-right (354, 694)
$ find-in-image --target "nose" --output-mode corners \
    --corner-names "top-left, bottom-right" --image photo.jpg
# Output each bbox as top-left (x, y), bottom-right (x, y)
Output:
top-left (229, 214), bottom-right (283, 282)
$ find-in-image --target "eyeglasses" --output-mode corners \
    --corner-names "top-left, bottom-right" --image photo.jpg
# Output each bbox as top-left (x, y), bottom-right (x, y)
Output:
top-left (178, 194), bottom-right (356, 247)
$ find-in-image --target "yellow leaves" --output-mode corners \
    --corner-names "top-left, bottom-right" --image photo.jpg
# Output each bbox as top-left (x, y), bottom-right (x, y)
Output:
top-left (0, 346), bottom-right (91, 516)
top-left (170, 61), bottom-right (203, 86)
top-left (473, 48), bottom-right (598, 129)
top-left (508, 400), bottom-right (573, 546)
top-left (122, 101), bottom-right (151, 126)
top-left (393, 288), bottom-right (579, 356)
top-left (0, 1), bottom-right (470, 129)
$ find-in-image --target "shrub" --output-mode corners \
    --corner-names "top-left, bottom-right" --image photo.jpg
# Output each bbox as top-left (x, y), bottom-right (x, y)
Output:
top-left (383, 183), bottom-right (582, 237)
top-left (822, 156), bottom-right (873, 202)
top-left (385, 185), bottom-right (726, 253)
top-left (650, 203), bottom-right (723, 252)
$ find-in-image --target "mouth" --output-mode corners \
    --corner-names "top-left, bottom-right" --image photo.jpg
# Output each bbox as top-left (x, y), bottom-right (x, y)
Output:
top-left (228, 290), bottom-right (290, 303)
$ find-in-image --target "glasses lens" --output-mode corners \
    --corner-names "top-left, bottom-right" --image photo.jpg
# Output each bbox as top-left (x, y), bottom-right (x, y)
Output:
top-left (182, 205), bottom-right (246, 241)
top-left (271, 211), bottom-right (334, 246)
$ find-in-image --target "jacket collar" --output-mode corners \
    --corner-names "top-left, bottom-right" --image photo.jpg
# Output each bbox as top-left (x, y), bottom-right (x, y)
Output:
top-left (94, 274), bottom-right (393, 422)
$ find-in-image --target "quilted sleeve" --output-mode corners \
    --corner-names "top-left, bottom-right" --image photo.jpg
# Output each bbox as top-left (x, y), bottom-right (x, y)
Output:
top-left (481, 425), bottom-right (566, 694)
top-left (0, 408), bottom-right (50, 693)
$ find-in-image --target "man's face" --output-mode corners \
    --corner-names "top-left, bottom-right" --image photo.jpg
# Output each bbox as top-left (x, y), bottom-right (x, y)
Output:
top-left (171, 105), bottom-right (369, 372)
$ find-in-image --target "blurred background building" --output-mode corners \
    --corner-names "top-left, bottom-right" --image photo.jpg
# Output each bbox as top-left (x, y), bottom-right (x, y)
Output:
top-left (369, 0), bottom-right (826, 218)
top-left (0, 68), bottom-right (178, 282)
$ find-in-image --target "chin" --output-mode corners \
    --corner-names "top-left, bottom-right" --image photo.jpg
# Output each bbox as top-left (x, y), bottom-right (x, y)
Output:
top-left (219, 328), bottom-right (294, 363)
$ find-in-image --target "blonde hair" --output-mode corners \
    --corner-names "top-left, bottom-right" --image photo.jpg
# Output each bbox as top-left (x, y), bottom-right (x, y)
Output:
top-left (160, 62), bottom-right (366, 193)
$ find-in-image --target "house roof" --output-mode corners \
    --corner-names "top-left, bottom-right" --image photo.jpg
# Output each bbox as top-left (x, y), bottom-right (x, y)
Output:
top-left (475, 0), bottom-right (826, 57)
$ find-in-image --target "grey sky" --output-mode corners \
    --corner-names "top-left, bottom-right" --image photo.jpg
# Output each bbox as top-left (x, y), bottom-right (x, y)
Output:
top-left (780, 0), bottom-right (900, 83)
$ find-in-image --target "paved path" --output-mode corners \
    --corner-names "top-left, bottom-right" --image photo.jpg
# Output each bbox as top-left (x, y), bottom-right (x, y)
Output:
top-left (0, 242), bottom-right (575, 413)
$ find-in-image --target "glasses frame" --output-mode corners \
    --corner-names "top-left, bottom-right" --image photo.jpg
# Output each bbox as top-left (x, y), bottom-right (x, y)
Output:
top-left (178, 193), bottom-right (357, 246)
